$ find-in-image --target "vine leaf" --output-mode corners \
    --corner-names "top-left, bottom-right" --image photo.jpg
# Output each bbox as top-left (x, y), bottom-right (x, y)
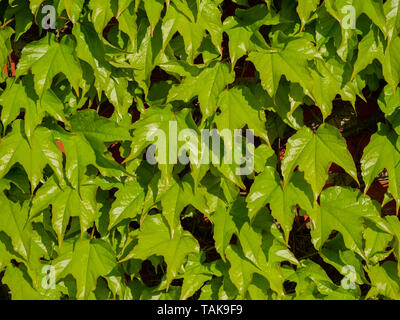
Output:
top-left (63, 0), bottom-right (84, 23)
top-left (383, 36), bottom-right (400, 93)
top-left (121, 215), bottom-right (200, 287)
top-left (215, 86), bottom-right (269, 144)
top-left (0, 26), bottom-right (14, 79)
top-left (225, 245), bottom-right (259, 298)
top-left (144, 0), bottom-right (164, 34)
top-left (69, 109), bottom-right (132, 142)
top-left (0, 80), bottom-right (36, 133)
top-left (309, 187), bottom-right (382, 257)
top-left (2, 265), bottom-right (46, 300)
top-left (212, 206), bottom-right (236, 261)
top-left (15, 34), bottom-right (83, 98)
top-left (161, 0), bottom-right (223, 62)
top-left (385, 215), bottom-right (400, 275)
top-left (0, 120), bottom-right (63, 192)
top-left (121, 214), bottom-right (199, 288)
top-left (296, 0), bottom-right (319, 31)
top-left (223, 5), bottom-right (278, 67)
top-left (281, 123), bottom-right (359, 199)
top-left (363, 221), bottom-right (393, 264)
top-left (361, 123), bottom-right (400, 213)
top-left (166, 61), bottom-right (235, 122)
top-left (88, 0), bottom-right (115, 35)
top-left (246, 168), bottom-right (313, 242)
top-left (385, 0), bottom-right (400, 44)
top-left (30, 176), bottom-right (97, 247)
top-left (180, 253), bottom-right (222, 300)
top-left (108, 181), bottom-right (145, 229)
top-left (366, 261), bottom-right (400, 299)
top-left (247, 36), bottom-right (316, 98)
top-left (352, 25), bottom-right (384, 79)
top-left (0, 194), bottom-right (31, 260)
top-left (61, 238), bottom-right (117, 300)
top-left (124, 104), bottom-right (199, 186)
top-left (197, 62), bottom-right (235, 120)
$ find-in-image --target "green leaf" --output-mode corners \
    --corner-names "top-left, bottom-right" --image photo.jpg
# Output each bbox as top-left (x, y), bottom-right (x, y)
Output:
top-left (31, 177), bottom-right (97, 246)
top-left (266, 81), bottom-right (304, 128)
top-left (108, 180), bottom-right (145, 229)
top-left (63, 0), bottom-right (84, 23)
top-left (0, 120), bottom-right (63, 192)
top-left (309, 187), bottom-right (382, 256)
top-left (125, 104), bottom-right (199, 185)
top-left (352, 25), bottom-right (384, 79)
top-left (180, 253), bottom-right (221, 300)
top-left (254, 144), bottom-right (277, 173)
top-left (225, 244), bottom-right (259, 298)
top-left (288, 259), bottom-right (358, 299)
top-left (144, 0), bottom-right (164, 33)
top-left (16, 34), bottom-right (83, 98)
top-left (281, 124), bottom-right (358, 198)
top-left (62, 238), bottom-right (117, 299)
top-left (162, 0), bottom-right (222, 61)
top-left (72, 21), bottom-right (112, 95)
top-left (360, 123), bottom-right (400, 212)
top-left (247, 273), bottom-right (272, 299)
top-left (248, 36), bottom-right (316, 98)
top-left (0, 27), bottom-right (13, 72)
top-left (211, 205), bottom-right (236, 261)
top-left (385, 215), bottom-right (400, 275)
top-left (70, 109), bottom-right (131, 142)
top-left (41, 89), bottom-right (70, 125)
top-left (326, 0), bottom-right (386, 38)
top-left (0, 194), bottom-right (31, 260)
top-left (320, 234), bottom-right (367, 286)
top-left (296, 0), bottom-right (319, 31)
top-left (356, 0), bottom-right (387, 36)
top-left (131, 22), bottom-right (163, 95)
top-left (383, 36), bottom-right (400, 93)
top-left (2, 265), bottom-right (45, 300)
top-left (308, 59), bottom-right (347, 120)
top-left (117, 2), bottom-right (137, 48)
top-left (367, 261), bottom-right (400, 299)
top-left (122, 214), bottom-right (199, 287)
top-left (246, 168), bottom-right (313, 242)
top-left (168, 62), bottom-right (235, 123)
top-left (0, 235), bottom-right (12, 271)
top-left (61, 134), bottom-right (96, 191)
top-left (159, 179), bottom-right (194, 237)
top-left (215, 86), bottom-right (269, 144)
top-left (223, 5), bottom-right (279, 67)
top-left (363, 221), bottom-right (393, 264)
top-left (29, 0), bottom-right (44, 14)
top-left (0, 80), bottom-right (36, 131)
top-left (385, 0), bottom-right (400, 44)
top-left (162, 3), bottom-right (203, 61)
top-left (88, 0), bottom-right (116, 34)
top-left (378, 84), bottom-right (400, 115)
top-left (5, 1), bottom-right (33, 41)
top-left (197, 0), bottom-right (223, 54)
top-left (238, 221), bottom-right (269, 271)
top-left (197, 62), bottom-right (235, 120)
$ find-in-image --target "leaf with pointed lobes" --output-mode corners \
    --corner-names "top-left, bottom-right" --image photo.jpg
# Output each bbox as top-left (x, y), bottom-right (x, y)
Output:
top-left (281, 123), bottom-right (358, 199)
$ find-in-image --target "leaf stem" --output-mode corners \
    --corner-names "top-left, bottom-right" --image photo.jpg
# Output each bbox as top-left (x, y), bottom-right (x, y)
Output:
top-left (0, 18), bottom-right (14, 29)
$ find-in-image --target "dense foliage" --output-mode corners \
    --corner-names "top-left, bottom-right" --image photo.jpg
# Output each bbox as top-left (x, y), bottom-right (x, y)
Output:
top-left (1, 0), bottom-right (400, 300)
